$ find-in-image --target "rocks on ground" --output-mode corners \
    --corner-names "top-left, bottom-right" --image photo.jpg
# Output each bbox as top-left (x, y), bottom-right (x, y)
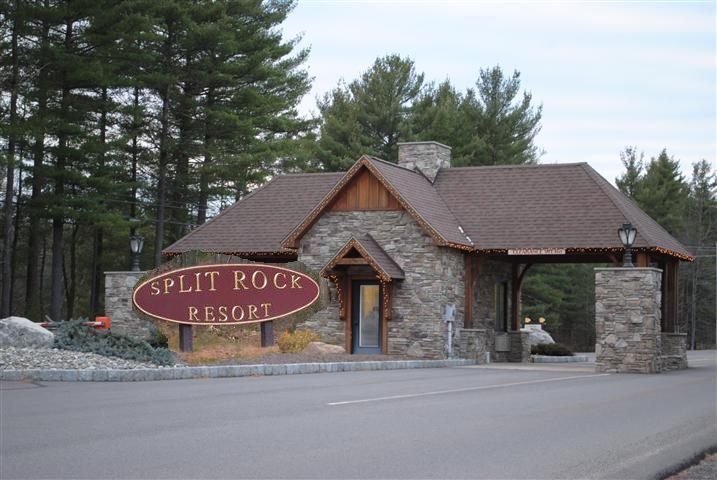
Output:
top-left (302, 341), bottom-right (345, 355)
top-left (0, 346), bottom-right (159, 370)
top-left (521, 324), bottom-right (555, 346)
top-left (0, 316), bottom-right (54, 348)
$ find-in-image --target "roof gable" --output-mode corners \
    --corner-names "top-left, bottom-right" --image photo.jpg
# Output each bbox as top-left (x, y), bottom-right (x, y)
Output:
top-left (282, 156), bottom-right (473, 250)
top-left (330, 167), bottom-right (402, 211)
top-left (321, 234), bottom-right (405, 281)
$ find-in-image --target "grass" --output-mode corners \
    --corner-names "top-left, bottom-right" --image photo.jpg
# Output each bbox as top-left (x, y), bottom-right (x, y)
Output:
top-left (156, 321), bottom-right (284, 365)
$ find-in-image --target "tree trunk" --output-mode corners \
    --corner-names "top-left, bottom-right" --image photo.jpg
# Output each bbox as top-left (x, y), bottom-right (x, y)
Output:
top-left (197, 88), bottom-right (213, 225)
top-left (154, 26), bottom-right (175, 268)
top-left (49, 18), bottom-right (74, 321)
top-left (26, 10), bottom-right (50, 321)
top-left (155, 87), bottom-right (170, 268)
top-left (63, 223), bottom-right (79, 319)
top-left (1, 0), bottom-right (20, 317)
top-left (89, 87), bottom-right (108, 316)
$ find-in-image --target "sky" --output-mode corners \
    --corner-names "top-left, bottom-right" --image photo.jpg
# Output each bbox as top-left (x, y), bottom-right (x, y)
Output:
top-left (281, 0), bottom-right (716, 185)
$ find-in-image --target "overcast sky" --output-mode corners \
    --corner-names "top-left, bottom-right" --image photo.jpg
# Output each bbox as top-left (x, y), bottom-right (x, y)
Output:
top-left (281, 0), bottom-right (716, 185)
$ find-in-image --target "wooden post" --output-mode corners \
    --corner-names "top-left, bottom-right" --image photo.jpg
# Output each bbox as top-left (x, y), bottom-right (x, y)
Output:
top-left (464, 256), bottom-right (473, 328)
top-left (511, 264), bottom-right (520, 331)
top-left (261, 321), bottom-right (274, 347)
top-left (662, 261), bottom-right (679, 333)
top-left (179, 324), bottom-right (192, 352)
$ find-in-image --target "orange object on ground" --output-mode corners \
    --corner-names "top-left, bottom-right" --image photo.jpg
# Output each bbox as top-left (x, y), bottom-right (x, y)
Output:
top-left (94, 316), bottom-right (111, 330)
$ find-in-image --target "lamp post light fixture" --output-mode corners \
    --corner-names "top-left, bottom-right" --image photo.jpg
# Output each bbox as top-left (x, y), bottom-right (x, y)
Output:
top-left (618, 223), bottom-right (637, 267)
top-left (130, 234), bottom-right (145, 272)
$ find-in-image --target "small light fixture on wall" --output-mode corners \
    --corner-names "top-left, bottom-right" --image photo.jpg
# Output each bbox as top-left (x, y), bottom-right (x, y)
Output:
top-left (130, 234), bottom-right (145, 272)
top-left (617, 223), bottom-right (637, 267)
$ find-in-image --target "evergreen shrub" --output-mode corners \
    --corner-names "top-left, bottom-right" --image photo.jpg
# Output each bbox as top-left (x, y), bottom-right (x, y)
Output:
top-left (53, 319), bottom-right (176, 366)
top-left (277, 330), bottom-right (320, 353)
top-left (531, 343), bottom-right (574, 356)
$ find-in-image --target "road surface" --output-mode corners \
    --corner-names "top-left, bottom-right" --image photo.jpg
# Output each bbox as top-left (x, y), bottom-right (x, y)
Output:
top-left (1, 351), bottom-right (715, 479)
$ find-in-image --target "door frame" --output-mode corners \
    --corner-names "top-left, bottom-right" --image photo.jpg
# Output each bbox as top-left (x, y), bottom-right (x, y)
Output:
top-left (346, 277), bottom-right (386, 354)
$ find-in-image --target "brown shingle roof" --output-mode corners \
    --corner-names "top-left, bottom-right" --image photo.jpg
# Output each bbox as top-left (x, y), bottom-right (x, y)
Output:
top-left (165, 157), bottom-right (691, 262)
top-left (433, 162), bottom-right (692, 259)
top-left (163, 172), bottom-right (343, 256)
top-left (282, 156), bottom-right (473, 250)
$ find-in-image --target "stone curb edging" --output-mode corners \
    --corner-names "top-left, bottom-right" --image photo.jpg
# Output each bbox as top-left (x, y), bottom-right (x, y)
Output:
top-left (0, 359), bottom-right (476, 382)
top-left (531, 355), bottom-right (590, 363)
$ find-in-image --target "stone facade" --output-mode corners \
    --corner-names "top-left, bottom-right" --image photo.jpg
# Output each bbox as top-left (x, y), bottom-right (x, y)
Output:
top-left (660, 333), bottom-right (688, 371)
top-left (397, 141), bottom-right (451, 183)
top-left (462, 258), bottom-right (528, 362)
top-left (595, 267), bottom-right (687, 373)
top-left (297, 210), bottom-right (464, 359)
top-left (105, 271), bottom-right (154, 340)
top-left (456, 328), bottom-right (489, 362)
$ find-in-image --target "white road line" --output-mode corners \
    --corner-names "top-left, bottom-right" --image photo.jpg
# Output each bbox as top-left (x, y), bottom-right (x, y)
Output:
top-left (327, 373), bottom-right (611, 406)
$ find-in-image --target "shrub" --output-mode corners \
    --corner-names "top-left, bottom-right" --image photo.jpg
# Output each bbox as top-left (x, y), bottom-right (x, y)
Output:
top-left (148, 327), bottom-right (169, 349)
top-left (531, 343), bottom-right (574, 356)
top-left (53, 319), bottom-right (177, 366)
top-left (277, 329), bottom-right (320, 353)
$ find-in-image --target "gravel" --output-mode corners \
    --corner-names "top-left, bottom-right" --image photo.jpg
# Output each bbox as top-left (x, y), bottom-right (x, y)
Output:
top-left (0, 346), bottom-right (162, 370)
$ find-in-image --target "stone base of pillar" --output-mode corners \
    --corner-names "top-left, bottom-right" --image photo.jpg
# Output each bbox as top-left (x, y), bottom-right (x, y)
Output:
top-left (595, 267), bottom-right (686, 374)
top-left (105, 271), bottom-right (153, 340)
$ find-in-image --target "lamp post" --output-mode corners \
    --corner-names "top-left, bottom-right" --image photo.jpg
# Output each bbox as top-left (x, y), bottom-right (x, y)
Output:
top-left (617, 223), bottom-right (637, 267)
top-left (130, 234), bottom-right (144, 272)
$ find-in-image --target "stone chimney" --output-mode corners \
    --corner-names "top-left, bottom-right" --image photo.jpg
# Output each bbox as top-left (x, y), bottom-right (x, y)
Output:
top-left (397, 141), bottom-right (451, 183)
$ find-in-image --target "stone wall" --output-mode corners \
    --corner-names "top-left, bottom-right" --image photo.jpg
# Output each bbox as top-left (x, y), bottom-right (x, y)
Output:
top-left (594, 267), bottom-right (682, 373)
top-left (661, 333), bottom-right (688, 371)
top-left (298, 210), bottom-right (464, 359)
top-left (456, 328), bottom-right (489, 362)
top-left (104, 271), bottom-right (154, 340)
top-left (470, 259), bottom-right (515, 361)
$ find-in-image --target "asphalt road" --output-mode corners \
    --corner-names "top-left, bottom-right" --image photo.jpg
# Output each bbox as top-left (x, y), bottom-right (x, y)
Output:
top-left (2, 351), bottom-right (715, 479)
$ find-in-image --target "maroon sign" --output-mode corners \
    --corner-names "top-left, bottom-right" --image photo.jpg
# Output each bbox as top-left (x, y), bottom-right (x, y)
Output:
top-left (133, 264), bottom-right (320, 325)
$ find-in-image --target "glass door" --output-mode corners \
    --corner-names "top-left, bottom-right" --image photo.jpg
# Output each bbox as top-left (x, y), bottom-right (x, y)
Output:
top-left (351, 281), bottom-right (382, 354)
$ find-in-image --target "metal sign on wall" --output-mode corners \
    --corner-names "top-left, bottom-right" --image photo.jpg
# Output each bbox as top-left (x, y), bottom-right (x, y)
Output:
top-left (132, 264), bottom-right (320, 325)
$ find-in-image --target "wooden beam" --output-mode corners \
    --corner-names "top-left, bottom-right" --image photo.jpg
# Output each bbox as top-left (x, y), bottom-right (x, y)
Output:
top-left (511, 264), bottom-right (520, 331)
top-left (335, 258), bottom-right (368, 265)
top-left (464, 256), bottom-right (473, 328)
top-left (663, 261), bottom-right (679, 333)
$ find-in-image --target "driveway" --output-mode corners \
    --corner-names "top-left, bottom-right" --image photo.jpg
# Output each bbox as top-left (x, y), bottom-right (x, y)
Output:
top-left (1, 351), bottom-right (715, 479)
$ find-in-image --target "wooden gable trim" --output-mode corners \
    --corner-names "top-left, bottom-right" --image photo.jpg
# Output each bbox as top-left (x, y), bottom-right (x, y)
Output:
top-left (320, 237), bottom-right (394, 282)
top-left (330, 168), bottom-right (402, 212)
top-left (282, 156), bottom-right (469, 250)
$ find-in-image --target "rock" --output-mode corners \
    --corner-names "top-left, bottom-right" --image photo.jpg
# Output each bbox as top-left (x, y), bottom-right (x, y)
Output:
top-left (302, 341), bottom-right (345, 355)
top-left (0, 317), bottom-right (54, 348)
top-left (520, 324), bottom-right (555, 346)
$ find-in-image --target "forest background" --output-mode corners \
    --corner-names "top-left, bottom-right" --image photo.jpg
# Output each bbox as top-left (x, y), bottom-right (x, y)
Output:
top-left (1, 0), bottom-right (715, 350)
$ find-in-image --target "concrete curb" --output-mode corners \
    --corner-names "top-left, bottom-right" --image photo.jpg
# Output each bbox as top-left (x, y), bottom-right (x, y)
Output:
top-left (0, 359), bottom-right (476, 382)
top-left (531, 355), bottom-right (590, 363)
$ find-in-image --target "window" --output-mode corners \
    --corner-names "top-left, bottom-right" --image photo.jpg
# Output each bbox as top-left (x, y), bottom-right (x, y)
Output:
top-left (495, 282), bottom-right (508, 332)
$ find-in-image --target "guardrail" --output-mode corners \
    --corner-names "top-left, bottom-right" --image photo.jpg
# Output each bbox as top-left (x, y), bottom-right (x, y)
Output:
top-left (40, 316), bottom-right (111, 331)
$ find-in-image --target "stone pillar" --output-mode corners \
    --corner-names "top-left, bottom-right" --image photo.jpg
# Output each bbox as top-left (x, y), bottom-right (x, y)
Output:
top-left (595, 268), bottom-right (663, 373)
top-left (508, 331), bottom-right (530, 363)
top-left (397, 141), bottom-right (451, 183)
top-left (456, 328), bottom-right (489, 362)
top-left (104, 271), bottom-right (154, 340)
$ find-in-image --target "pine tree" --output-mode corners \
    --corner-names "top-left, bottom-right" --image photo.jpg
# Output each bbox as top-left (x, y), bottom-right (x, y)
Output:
top-left (465, 66), bottom-right (543, 165)
top-left (316, 54), bottom-right (424, 170)
top-left (634, 149), bottom-right (688, 236)
top-left (615, 146), bottom-right (644, 198)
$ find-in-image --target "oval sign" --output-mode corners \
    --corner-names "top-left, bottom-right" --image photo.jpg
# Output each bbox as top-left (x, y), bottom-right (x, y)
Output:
top-left (132, 264), bottom-right (320, 325)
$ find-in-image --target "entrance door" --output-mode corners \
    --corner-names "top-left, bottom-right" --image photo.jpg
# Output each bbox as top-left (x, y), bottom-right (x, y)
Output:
top-left (351, 281), bottom-right (382, 354)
